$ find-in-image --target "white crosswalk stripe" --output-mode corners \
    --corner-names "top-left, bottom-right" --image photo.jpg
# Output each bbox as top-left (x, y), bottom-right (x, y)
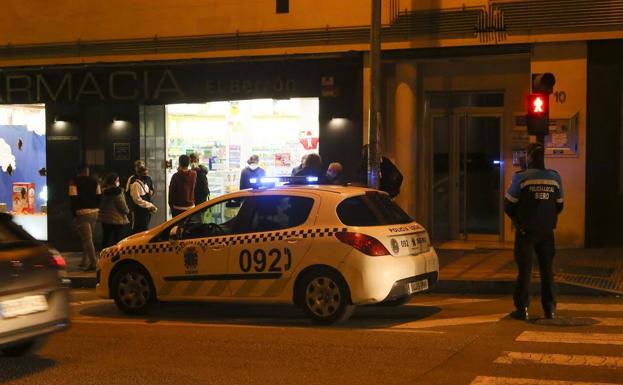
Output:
top-left (470, 376), bottom-right (620, 385)
top-left (557, 303), bottom-right (623, 312)
top-left (516, 331), bottom-right (623, 346)
top-left (471, 306), bottom-right (623, 385)
top-left (494, 351), bottom-right (623, 369)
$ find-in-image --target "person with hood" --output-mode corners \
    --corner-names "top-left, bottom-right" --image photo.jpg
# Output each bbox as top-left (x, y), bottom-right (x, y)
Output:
top-left (239, 155), bottom-right (265, 190)
top-left (99, 172), bottom-right (130, 249)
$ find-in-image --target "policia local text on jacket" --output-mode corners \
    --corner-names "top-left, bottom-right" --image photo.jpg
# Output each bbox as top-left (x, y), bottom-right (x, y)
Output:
top-left (504, 143), bottom-right (563, 320)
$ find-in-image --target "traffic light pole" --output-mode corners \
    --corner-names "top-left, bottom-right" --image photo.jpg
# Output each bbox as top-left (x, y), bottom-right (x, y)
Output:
top-left (367, 0), bottom-right (381, 189)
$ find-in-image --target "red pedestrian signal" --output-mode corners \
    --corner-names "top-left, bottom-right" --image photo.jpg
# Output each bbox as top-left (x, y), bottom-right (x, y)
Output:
top-left (526, 93), bottom-right (549, 135)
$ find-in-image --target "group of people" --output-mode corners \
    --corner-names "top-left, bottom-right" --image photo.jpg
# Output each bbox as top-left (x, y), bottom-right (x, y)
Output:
top-left (238, 149), bottom-right (401, 194)
top-left (68, 153), bottom-right (209, 271)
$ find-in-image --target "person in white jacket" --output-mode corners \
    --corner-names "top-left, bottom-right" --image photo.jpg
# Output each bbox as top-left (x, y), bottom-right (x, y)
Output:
top-left (130, 166), bottom-right (157, 233)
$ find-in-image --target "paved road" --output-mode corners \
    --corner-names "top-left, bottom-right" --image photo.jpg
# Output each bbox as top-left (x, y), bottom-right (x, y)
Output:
top-left (2, 291), bottom-right (623, 385)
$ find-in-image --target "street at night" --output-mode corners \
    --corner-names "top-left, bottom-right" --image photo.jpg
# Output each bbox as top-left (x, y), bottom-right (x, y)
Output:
top-left (2, 291), bottom-right (622, 385)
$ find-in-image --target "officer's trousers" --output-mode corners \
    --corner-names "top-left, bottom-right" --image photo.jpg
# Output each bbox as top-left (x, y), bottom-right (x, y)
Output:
top-left (513, 230), bottom-right (556, 312)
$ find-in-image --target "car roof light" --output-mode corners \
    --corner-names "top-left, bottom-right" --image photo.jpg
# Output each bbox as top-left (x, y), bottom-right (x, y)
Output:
top-left (249, 176), bottom-right (320, 189)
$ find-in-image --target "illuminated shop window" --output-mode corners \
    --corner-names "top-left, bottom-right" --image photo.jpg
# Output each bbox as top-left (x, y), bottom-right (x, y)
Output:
top-left (165, 98), bottom-right (319, 217)
top-left (0, 104), bottom-right (47, 240)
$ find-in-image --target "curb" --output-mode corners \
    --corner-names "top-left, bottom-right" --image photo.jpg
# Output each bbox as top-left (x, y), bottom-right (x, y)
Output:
top-left (68, 276), bottom-right (96, 289)
top-left (432, 279), bottom-right (615, 297)
top-left (68, 275), bottom-right (617, 297)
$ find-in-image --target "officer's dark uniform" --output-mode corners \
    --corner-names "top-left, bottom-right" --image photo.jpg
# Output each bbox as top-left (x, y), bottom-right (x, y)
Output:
top-left (504, 148), bottom-right (564, 319)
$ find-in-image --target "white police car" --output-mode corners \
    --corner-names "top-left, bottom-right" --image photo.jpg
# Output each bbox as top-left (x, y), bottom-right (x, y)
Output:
top-left (96, 178), bottom-right (439, 324)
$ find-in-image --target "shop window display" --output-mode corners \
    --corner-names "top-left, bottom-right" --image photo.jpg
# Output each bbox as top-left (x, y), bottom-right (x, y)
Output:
top-left (165, 98), bottom-right (319, 218)
top-left (0, 105), bottom-right (47, 239)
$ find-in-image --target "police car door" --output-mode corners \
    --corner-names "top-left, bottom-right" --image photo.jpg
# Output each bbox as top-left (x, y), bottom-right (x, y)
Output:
top-left (228, 194), bottom-right (317, 300)
top-left (156, 197), bottom-right (250, 300)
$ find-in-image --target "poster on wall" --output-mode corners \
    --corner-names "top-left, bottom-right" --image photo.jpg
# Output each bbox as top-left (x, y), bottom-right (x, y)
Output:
top-left (113, 143), bottom-right (131, 160)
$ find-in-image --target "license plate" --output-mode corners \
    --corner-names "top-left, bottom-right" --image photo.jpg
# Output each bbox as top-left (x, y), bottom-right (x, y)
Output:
top-left (0, 295), bottom-right (48, 319)
top-left (407, 279), bottom-right (429, 294)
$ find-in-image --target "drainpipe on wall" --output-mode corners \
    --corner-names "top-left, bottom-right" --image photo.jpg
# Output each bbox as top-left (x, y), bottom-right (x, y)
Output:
top-left (368, 0), bottom-right (382, 189)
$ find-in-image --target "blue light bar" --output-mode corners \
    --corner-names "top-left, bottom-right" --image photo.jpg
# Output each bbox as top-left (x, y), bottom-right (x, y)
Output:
top-left (493, 160), bottom-right (502, 165)
top-left (260, 177), bottom-right (280, 184)
top-left (248, 175), bottom-right (320, 189)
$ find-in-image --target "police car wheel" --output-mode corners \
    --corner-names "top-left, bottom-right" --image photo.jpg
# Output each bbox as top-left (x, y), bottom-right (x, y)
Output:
top-left (112, 265), bottom-right (155, 315)
top-left (300, 270), bottom-right (354, 325)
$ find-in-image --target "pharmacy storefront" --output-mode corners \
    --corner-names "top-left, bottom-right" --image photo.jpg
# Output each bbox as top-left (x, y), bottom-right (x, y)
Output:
top-left (0, 55), bottom-right (363, 248)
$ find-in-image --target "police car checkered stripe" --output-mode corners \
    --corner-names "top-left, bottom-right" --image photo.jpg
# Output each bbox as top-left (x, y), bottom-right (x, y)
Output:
top-left (104, 227), bottom-right (349, 258)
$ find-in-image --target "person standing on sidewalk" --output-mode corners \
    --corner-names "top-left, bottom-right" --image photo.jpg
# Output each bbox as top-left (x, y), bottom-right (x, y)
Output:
top-left (69, 164), bottom-right (101, 271)
top-left (190, 153), bottom-right (209, 205)
top-left (168, 155), bottom-right (196, 217)
top-left (99, 172), bottom-right (130, 248)
top-left (239, 155), bottom-right (265, 190)
top-left (130, 165), bottom-right (158, 233)
top-left (504, 142), bottom-right (564, 320)
top-left (125, 160), bottom-right (154, 229)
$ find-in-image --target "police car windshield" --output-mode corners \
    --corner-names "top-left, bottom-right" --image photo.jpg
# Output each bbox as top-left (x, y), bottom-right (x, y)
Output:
top-left (337, 193), bottom-right (412, 226)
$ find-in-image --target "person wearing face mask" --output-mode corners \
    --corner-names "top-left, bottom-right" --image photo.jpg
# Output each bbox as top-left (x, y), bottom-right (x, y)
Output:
top-left (99, 172), bottom-right (130, 249)
top-left (240, 155), bottom-right (265, 190)
top-left (325, 162), bottom-right (345, 185)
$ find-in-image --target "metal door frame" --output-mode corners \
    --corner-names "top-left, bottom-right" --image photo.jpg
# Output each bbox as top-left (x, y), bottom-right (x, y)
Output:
top-left (428, 105), bottom-right (505, 242)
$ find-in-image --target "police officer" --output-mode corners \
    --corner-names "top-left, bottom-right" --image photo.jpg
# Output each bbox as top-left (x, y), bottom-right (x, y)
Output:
top-left (504, 142), bottom-right (564, 320)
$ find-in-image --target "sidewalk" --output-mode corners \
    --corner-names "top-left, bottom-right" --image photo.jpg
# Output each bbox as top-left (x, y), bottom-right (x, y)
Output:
top-left (62, 248), bottom-right (623, 296)
top-left (433, 247), bottom-right (623, 296)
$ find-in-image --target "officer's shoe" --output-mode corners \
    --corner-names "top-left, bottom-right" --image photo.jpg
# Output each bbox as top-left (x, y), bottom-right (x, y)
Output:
top-left (510, 307), bottom-right (529, 321)
top-left (544, 307), bottom-right (556, 319)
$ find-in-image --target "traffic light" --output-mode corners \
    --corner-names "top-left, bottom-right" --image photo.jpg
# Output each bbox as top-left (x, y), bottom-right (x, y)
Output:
top-left (526, 93), bottom-right (549, 135)
top-left (526, 72), bottom-right (555, 136)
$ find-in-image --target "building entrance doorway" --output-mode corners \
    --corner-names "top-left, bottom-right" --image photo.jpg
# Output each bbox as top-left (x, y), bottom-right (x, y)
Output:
top-left (429, 93), bottom-right (504, 242)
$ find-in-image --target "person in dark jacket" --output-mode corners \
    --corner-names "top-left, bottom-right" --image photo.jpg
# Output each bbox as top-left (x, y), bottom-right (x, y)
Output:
top-left (69, 164), bottom-right (101, 271)
top-left (295, 153), bottom-right (324, 182)
top-left (504, 142), bottom-right (564, 321)
top-left (169, 155), bottom-right (197, 217)
top-left (125, 160), bottom-right (154, 229)
top-left (99, 172), bottom-right (130, 249)
top-left (239, 155), bottom-right (265, 190)
top-left (130, 166), bottom-right (157, 233)
top-left (355, 145), bottom-right (403, 198)
top-left (325, 162), bottom-right (345, 185)
top-left (291, 154), bottom-right (308, 176)
top-left (190, 153), bottom-right (209, 204)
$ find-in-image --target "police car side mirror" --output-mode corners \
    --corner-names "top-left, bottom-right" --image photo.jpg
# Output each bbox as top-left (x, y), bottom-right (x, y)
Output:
top-left (169, 226), bottom-right (180, 242)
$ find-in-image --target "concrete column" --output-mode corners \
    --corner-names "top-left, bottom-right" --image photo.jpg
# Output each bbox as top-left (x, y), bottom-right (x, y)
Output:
top-left (394, 62), bottom-right (417, 216)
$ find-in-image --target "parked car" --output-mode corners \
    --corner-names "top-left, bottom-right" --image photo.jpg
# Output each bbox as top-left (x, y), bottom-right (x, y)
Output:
top-left (96, 178), bottom-right (439, 324)
top-left (0, 213), bottom-right (70, 356)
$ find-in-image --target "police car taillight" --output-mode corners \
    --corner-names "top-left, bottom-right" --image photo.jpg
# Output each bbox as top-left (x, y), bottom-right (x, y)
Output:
top-left (335, 232), bottom-right (390, 256)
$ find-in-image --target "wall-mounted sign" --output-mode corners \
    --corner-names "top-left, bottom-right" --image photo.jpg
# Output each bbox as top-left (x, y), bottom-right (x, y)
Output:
top-left (113, 143), bottom-right (131, 161)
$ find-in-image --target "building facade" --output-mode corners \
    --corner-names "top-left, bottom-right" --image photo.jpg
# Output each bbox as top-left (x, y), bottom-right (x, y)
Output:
top-left (0, 0), bottom-right (621, 250)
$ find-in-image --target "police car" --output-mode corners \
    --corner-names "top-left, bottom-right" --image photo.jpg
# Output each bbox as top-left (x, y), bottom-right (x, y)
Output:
top-left (96, 178), bottom-right (439, 324)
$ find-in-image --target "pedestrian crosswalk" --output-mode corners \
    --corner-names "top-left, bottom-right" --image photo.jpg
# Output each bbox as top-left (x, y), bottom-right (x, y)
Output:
top-left (469, 301), bottom-right (623, 385)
